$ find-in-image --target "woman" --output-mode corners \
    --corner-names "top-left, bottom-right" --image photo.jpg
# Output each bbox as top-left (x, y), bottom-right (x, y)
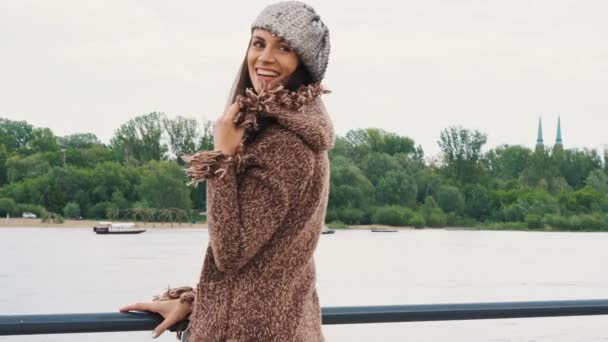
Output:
top-left (120, 2), bottom-right (333, 341)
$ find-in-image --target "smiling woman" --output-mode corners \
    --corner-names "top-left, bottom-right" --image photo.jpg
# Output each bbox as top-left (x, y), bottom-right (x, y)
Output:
top-left (247, 30), bottom-right (300, 92)
top-left (229, 27), bottom-right (316, 105)
top-left (120, 1), bottom-right (333, 342)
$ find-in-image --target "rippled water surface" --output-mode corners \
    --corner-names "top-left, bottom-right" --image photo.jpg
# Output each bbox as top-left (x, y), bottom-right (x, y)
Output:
top-left (2, 227), bottom-right (608, 341)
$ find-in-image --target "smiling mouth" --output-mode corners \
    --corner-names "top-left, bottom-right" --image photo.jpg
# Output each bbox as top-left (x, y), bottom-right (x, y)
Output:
top-left (256, 68), bottom-right (280, 79)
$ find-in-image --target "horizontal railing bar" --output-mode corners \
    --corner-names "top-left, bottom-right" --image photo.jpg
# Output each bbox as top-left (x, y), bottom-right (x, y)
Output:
top-left (321, 299), bottom-right (608, 324)
top-left (0, 312), bottom-right (164, 336)
top-left (2, 299), bottom-right (608, 335)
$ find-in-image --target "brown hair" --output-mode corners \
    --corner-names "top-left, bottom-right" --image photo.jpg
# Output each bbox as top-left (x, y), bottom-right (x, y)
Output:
top-left (229, 38), bottom-right (313, 104)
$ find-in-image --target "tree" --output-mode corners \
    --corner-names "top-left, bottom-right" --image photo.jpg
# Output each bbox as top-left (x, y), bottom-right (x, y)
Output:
top-left (516, 189), bottom-right (559, 216)
top-left (198, 120), bottom-right (214, 151)
top-left (438, 127), bottom-right (488, 184)
top-left (604, 150), bottom-right (608, 175)
top-left (111, 190), bottom-right (129, 210)
top-left (329, 136), bottom-right (350, 160)
top-left (586, 169), bottom-right (608, 194)
top-left (63, 202), bottom-right (81, 219)
top-left (367, 129), bottom-right (415, 156)
top-left (411, 145), bottom-right (425, 167)
top-left (358, 152), bottom-right (401, 185)
top-left (0, 145), bottom-right (7, 185)
top-left (328, 156), bottom-right (374, 210)
top-left (465, 185), bottom-right (494, 221)
top-left (0, 118), bottom-right (33, 153)
top-left (0, 197), bottom-right (16, 216)
top-left (521, 147), bottom-right (559, 189)
top-left (26, 128), bottom-right (60, 154)
top-left (110, 112), bottom-right (168, 164)
top-left (371, 206), bottom-right (412, 226)
top-left (1, 176), bottom-right (51, 206)
top-left (485, 145), bottom-right (532, 180)
top-left (58, 133), bottom-right (101, 149)
top-left (65, 144), bottom-right (115, 168)
top-left (45, 166), bottom-right (93, 214)
top-left (420, 196), bottom-right (448, 227)
top-left (436, 185), bottom-right (465, 213)
top-left (163, 116), bottom-right (201, 163)
top-left (376, 170), bottom-right (417, 207)
top-left (558, 149), bottom-right (603, 189)
top-left (573, 186), bottom-right (603, 212)
top-left (414, 167), bottom-right (441, 203)
top-left (136, 161), bottom-right (192, 209)
top-left (5, 153), bottom-right (55, 183)
top-left (343, 128), bottom-right (416, 163)
top-left (91, 162), bottom-right (138, 204)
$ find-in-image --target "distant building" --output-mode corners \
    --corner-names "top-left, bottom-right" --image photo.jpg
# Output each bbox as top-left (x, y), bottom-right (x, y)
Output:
top-left (535, 116), bottom-right (563, 152)
top-left (536, 117), bottom-right (544, 152)
top-left (554, 116), bottom-right (563, 152)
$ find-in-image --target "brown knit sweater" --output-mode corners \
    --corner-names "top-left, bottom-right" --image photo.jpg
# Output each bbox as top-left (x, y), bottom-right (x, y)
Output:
top-left (164, 84), bottom-right (334, 341)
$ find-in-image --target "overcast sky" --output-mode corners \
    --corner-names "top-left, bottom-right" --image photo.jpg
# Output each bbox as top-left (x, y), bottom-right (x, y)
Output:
top-left (1, 0), bottom-right (607, 156)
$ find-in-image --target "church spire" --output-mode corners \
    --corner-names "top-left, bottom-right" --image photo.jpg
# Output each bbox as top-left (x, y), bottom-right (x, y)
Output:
top-left (536, 116), bottom-right (544, 151)
top-left (556, 116), bottom-right (562, 144)
top-left (554, 115), bottom-right (563, 152)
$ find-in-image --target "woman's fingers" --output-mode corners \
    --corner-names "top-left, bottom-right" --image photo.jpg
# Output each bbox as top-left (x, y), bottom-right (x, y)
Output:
top-left (152, 310), bottom-right (180, 338)
top-left (121, 299), bottom-right (191, 339)
top-left (224, 103), bottom-right (240, 120)
top-left (119, 302), bottom-right (153, 313)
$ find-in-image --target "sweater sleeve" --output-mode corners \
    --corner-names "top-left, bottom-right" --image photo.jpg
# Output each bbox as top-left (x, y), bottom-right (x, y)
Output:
top-left (205, 130), bottom-right (315, 273)
top-left (153, 285), bottom-right (196, 305)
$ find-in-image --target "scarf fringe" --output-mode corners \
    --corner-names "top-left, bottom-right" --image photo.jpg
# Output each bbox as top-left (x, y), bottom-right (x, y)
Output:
top-left (234, 83), bottom-right (329, 142)
top-left (183, 83), bottom-right (328, 184)
top-left (181, 150), bottom-right (233, 185)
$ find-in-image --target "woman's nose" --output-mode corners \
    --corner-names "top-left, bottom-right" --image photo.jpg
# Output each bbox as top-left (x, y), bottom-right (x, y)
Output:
top-left (258, 48), bottom-right (276, 64)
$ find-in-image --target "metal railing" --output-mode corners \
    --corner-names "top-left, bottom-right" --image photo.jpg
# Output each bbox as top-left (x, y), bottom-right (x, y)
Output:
top-left (2, 299), bottom-right (608, 336)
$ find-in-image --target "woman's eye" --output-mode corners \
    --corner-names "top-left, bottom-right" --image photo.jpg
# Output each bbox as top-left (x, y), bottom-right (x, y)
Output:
top-left (279, 45), bottom-right (292, 52)
top-left (253, 41), bottom-right (264, 48)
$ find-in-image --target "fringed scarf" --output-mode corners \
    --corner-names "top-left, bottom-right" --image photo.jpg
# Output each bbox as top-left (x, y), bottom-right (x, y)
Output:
top-left (182, 83), bottom-right (329, 185)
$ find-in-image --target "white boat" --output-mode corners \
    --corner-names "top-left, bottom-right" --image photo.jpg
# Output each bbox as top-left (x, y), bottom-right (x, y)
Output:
top-left (321, 226), bottom-right (335, 234)
top-left (93, 221), bottom-right (146, 234)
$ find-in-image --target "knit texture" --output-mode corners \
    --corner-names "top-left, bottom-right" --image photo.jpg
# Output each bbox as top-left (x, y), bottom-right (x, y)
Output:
top-left (251, 1), bottom-right (330, 82)
top-left (176, 83), bottom-right (334, 341)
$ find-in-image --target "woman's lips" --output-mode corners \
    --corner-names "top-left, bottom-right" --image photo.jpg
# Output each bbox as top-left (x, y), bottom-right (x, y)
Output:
top-left (256, 75), bottom-right (277, 82)
top-left (256, 68), bottom-right (280, 82)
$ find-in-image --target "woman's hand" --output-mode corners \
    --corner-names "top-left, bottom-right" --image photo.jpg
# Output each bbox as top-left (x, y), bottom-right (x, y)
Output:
top-left (214, 103), bottom-right (244, 156)
top-left (120, 298), bottom-right (192, 338)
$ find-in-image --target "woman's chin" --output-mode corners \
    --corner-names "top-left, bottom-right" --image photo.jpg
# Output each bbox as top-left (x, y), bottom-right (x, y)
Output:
top-left (253, 80), bottom-right (282, 93)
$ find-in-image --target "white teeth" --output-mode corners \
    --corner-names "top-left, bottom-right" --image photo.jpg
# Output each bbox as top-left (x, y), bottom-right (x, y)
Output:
top-left (257, 69), bottom-right (279, 77)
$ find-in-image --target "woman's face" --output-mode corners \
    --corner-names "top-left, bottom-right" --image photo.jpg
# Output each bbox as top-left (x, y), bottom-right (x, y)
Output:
top-left (247, 28), bottom-right (299, 92)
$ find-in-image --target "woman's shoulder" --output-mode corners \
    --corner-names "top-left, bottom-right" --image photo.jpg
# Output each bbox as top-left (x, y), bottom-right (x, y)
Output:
top-left (251, 123), bottom-right (314, 155)
top-left (245, 124), bottom-right (316, 171)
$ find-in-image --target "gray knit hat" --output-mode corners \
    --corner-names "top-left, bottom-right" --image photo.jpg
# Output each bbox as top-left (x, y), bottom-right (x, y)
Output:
top-left (251, 1), bottom-right (330, 82)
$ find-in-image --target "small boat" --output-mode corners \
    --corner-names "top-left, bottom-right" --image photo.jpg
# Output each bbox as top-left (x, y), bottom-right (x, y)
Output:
top-left (93, 221), bottom-right (146, 235)
top-left (321, 226), bottom-right (335, 235)
top-left (371, 227), bottom-right (397, 233)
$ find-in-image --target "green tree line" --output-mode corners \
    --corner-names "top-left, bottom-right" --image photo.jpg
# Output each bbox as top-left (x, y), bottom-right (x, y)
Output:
top-left (329, 126), bottom-right (608, 230)
top-left (0, 114), bottom-right (211, 220)
top-left (1, 115), bottom-right (607, 230)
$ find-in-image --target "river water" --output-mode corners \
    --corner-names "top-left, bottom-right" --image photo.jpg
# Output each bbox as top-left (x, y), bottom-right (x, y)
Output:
top-left (1, 227), bottom-right (608, 341)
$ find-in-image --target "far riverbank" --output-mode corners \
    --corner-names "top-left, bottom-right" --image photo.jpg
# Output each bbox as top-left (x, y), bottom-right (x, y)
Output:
top-left (0, 218), bottom-right (209, 229)
top-left (2, 219), bottom-right (607, 233)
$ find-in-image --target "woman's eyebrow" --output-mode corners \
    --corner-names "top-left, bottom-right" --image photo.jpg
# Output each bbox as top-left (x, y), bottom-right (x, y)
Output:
top-left (253, 34), bottom-right (288, 44)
